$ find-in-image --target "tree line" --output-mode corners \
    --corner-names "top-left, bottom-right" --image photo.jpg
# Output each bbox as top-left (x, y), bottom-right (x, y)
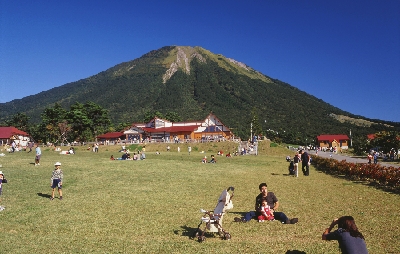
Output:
top-left (2, 102), bottom-right (183, 144)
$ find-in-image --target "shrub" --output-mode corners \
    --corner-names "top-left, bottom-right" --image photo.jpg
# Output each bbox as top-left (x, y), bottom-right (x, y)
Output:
top-left (311, 155), bottom-right (400, 192)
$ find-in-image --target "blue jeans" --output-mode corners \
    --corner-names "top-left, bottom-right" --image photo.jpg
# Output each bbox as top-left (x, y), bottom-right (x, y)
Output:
top-left (244, 211), bottom-right (289, 223)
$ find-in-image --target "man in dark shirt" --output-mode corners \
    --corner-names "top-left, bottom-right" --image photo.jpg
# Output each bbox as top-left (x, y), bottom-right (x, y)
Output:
top-left (300, 150), bottom-right (310, 176)
top-left (235, 183), bottom-right (298, 224)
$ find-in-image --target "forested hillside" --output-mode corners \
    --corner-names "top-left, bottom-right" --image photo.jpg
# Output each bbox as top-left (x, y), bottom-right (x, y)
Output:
top-left (1, 46), bottom-right (399, 141)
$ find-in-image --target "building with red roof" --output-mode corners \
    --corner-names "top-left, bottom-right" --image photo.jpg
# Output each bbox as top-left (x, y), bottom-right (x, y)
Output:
top-left (0, 126), bottom-right (30, 146)
top-left (96, 132), bottom-right (126, 141)
top-left (97, 113), bottom-right (233, 143)
top-left (316, 134), bottom-right (350, 149)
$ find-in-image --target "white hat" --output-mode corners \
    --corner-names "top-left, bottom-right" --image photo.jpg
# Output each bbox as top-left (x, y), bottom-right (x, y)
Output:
top-left (54, 162), bottom-right (62, 166)
top-left (0, 171), bottom-right (3, 175)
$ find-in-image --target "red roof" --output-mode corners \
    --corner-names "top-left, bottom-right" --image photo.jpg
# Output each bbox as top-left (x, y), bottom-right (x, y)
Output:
top-left (142, 126), bottom-right (199, 133)
top-left (0, 127), bottom-right (29, 139)
top-left (367, 134), bottom-right (376, 140)
top-left (316, 134), bottom-right (349, 142)
top-left (96, 132), bottom-right (125, 139)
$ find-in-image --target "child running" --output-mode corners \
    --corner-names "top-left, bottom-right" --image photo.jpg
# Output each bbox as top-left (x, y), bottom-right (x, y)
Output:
top-left (50, 162), bottom-right (63, 200)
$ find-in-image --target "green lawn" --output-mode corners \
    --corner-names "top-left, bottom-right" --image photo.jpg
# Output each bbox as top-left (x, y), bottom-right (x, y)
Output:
top-left (0, 144), bottom-right (399, 253)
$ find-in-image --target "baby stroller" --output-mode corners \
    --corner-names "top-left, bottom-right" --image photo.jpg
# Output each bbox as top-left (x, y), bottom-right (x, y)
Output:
top-left (193, 187), bottom-right (235, 242)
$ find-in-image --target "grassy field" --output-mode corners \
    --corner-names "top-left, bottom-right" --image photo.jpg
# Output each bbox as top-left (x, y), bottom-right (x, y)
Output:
top-left (0, 142), bottom-right (399, 253)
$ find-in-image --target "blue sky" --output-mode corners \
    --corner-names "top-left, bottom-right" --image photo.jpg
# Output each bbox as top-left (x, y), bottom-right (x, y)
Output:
top-left (1, 1), bottom-right (399, 122)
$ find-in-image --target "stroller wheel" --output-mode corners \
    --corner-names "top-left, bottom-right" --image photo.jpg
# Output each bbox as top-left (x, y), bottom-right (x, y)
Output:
top-left (224, 233), bottom-right (231, 240)
top-left (193, 229), bottom-right (201, 239)
top-left (198, 236), bottom-right (206, 242)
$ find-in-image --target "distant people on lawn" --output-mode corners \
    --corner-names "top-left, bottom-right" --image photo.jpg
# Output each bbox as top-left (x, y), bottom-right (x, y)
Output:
top-left (288, 160), bottom-right (295, 175)
top-left (188, 146), bottom-right (191, 155)
top-left (50, 162), bottom-right (63, 200)
top-left (367, 154), bottom-right (373, 164)
top-left (11, 141), bottom-right (16, 153)
top-left (322, 216), bottom-right (368, 254)
top-left (373, 152), bottom-right (378, 164)
top-left (110, 155), bottom-right (115, 160)
top-left (0, 170), bottom-right (7, 196)
top-left (0, 170), bottom-right (7, 211)
top-left (209, 155), bottom-right (216, 163)
top-left (234, 183), bottom-right (298, 224)
top-left (35, 144), bottom-right (42, 166)
top-left (293, 152), bottom-right (300, 177)
top-left (300, 150), bottom-right (310, 176)
top-left (27, 141), bottom-right (33, 153)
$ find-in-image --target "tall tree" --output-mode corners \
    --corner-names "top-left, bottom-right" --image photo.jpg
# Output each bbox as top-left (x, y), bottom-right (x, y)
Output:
top-left (143, 110), bottom-right (163, 123)
top-left (165, 111), bottom-right (182, 122)
top-left (40, 103), bottom-right (67, 143)
top-left (370, 131), bottom-right (400, 153)
top-left (66, 101), bottom-right (110, 141)
top-left (251, 107), bottom-right (263, 137)
top-left (5, 112), bottom-right (30, 132)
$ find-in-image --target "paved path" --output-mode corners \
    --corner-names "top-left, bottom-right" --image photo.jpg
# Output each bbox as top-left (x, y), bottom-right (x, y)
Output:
top-left (308, 150), bottom-right (400, 168)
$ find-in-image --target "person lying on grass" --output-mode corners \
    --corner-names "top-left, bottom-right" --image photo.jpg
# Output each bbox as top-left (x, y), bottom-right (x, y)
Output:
top-left (234, 182), bottom-right (298, 224)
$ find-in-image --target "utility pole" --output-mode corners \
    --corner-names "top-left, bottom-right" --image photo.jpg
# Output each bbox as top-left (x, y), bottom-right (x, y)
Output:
top-left (250, 122), bottom-right (253, 141)
top-left (350, 129), bottom-right (352, 147)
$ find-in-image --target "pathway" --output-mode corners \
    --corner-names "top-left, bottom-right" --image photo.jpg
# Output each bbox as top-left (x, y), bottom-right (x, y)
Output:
top-left (308, 150), bottom-right (400, 168)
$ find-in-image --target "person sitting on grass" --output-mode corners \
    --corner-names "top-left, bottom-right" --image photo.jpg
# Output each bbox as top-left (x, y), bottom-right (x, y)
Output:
top-left (201, 156), bottom-right (207, 163)
top-left (322, 216), bottom-right (368, 254)
top-left (234, 183), bottom-right (298, 224)
top-left (121, 152), bottom-right (129, 160)
top-left (110, 155), bottom-right (115, 160)
top-left (209, 155), bottom-right (216, 163)
top-left (257, 200), bottom-right (274, 222)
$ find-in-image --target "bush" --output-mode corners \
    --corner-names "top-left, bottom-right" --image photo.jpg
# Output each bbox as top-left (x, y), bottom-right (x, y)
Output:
top-left (311, 155), bottom-right (400, 192)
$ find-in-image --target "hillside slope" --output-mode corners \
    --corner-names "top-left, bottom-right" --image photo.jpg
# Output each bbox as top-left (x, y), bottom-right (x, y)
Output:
top-left (0, 46), bottom-right (398, 139)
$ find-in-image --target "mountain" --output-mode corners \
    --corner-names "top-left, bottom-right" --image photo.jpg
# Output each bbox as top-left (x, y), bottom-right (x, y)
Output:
top-left (0, 46), bottom-right (399, 139)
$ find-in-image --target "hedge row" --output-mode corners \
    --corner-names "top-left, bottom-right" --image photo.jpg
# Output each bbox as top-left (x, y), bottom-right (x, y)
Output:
top-left (311, 155), bottom-right (400, 192)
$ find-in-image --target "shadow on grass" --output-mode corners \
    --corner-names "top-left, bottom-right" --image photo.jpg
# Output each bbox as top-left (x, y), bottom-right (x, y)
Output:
top-left (285, 251), bottom-right (306, 254)
top-left (175, 225), bottom-right (226, 240)
top-left (175, 225), bottom-right (197, 238)
top-left (37, 192), bottom-right (51, 198)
